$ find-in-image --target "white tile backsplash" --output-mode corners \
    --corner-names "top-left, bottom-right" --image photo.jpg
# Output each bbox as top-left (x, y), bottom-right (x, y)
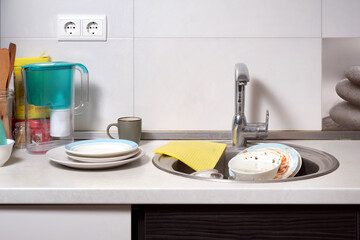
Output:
top-left (134, 38), bottom-right (321, 131)
top-left (322, 0), bottom-right (360, 37)
top-left (0, 0), bottom-right (331, 132)
top-left (1, 0), bottom-right (133, 38)
top-left (1, 38), bottom-right (134, 131)
top-left (135, 0), bottom-right (321, 37)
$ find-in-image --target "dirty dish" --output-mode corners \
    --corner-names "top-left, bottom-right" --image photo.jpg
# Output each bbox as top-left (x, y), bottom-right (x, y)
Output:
top-left (228, 149), bottom-right (282, 181)
top-left (67, 148), bottom-right (140, 163)
top-left (229, 143), bottom-right (301, 180)
top-left (47, 146), bottom-right (144, 169)
top-left (241, 143), bottom-right (301, 179)
top-left (65, 139), bottom-right (138, 158)
top-left (288, 150), bottom-right (302, 178)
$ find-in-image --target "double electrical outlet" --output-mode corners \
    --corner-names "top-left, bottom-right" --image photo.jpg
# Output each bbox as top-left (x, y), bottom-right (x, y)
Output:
top-left (57, 15), bottom-right (107, 41)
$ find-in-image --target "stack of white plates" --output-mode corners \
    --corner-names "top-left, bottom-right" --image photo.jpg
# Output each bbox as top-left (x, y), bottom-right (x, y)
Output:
top-left (46, 139), bottom-right (145, 169)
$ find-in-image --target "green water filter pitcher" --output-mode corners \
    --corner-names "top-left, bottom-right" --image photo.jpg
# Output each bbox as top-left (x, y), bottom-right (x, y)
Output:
top-left (21, 62), bottom-right (89, 153)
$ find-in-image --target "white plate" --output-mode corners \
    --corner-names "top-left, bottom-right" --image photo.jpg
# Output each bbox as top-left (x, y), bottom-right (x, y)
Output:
top-left (65, 139), bottom-right (138, 158)
top-left (66, 148), bottom-right (140, 163)
top-left (47, 146), bottom-right (145, 169)
top-left (289, 151), bottom-right (303, 178)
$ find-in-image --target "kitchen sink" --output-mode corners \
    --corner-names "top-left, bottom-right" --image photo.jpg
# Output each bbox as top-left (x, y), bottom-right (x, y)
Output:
top-left (152, 143), bottom-right (339, 183)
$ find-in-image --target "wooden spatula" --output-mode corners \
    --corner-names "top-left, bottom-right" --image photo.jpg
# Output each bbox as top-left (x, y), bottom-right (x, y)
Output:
top-left (7, 43), bottom-right (16, 89)
top-left (0, 48), bottom-right (11, 138)
top-left (0, 48), bottom-right (10, 89)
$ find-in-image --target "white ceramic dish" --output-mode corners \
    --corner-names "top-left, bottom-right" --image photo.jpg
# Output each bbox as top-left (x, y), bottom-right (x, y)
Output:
top-left (228, 149), bottom-right (282, 181)
top-left (64, 139), bottom-right (138, 158)
top-left (289, 151), bottom-right (302, 178)
top-left (244, 143), bottom-right (301, 179)
top-left (66, 148), bottom-right (140, 163)
top-left (0, 139), bottom-right (15, 167)
top-left (47, 146), bottom-right (145, 169)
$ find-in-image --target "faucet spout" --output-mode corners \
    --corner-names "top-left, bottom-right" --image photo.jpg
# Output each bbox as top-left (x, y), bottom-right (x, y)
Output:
top-left (234, 64), bottom-right (248, 118)
top-left (232, 63), bottom-right (269, 148)
top-left (235, 63), bottom-right (250, 83)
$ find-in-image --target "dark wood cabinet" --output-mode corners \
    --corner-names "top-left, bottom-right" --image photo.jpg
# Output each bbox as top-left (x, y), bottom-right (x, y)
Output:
top-left (132, 205), bottom-right (358, 240)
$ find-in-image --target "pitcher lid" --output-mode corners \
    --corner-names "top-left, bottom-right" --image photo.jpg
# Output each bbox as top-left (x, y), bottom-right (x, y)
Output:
top-left (22, 61), bottom-right (75, 70)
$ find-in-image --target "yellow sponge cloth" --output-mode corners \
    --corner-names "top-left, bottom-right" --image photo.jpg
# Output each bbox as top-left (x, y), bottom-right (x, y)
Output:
top-left (153, 141), bottom-right (227, 171)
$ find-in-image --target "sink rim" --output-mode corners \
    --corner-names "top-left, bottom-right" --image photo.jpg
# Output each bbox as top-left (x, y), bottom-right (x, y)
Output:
top-left (152, 143), bottom-right (340, 183)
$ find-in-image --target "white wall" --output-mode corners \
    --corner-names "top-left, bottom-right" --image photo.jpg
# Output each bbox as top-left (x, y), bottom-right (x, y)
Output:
top-left (0, 0), bottom-right (352, 132)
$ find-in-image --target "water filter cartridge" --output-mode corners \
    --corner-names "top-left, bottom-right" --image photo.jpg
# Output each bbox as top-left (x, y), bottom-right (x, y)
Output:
top-left (50, 109), bottom-right (72, 137)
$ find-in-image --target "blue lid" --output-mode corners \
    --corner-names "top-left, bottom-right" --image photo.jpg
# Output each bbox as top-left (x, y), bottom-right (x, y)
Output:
top-left (22, 61), bottom-right (75, 71)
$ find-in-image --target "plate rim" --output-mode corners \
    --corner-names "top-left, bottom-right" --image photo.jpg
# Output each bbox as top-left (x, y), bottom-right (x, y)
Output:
top-left (64, 139), bottom-right (138, 157)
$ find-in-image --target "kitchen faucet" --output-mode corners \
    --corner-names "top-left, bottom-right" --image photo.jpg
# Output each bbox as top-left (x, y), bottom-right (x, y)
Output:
top-left (232, 63), bottom-right (269, 148)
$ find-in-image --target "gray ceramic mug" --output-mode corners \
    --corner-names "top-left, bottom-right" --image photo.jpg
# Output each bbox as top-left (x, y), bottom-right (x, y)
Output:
top-left (106, 117), bottom-right (142, 144)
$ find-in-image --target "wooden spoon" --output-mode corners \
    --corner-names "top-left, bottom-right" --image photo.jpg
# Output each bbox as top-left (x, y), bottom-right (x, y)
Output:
top-left (7, 43), bottom-right (16, 89)
top-left (0, 48), bottom-right (10, 89)
top-left (0, 49), bottom-right (11, 138)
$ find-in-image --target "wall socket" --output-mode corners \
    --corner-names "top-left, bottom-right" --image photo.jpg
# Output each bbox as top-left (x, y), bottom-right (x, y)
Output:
top-left (57, 15), bottom-right (107, 41)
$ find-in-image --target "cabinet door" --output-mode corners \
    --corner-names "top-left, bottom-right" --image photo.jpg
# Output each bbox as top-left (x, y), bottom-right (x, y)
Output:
top-left (133, 205), bottom-right (357, 240)
top-left (0, 205), bottom-right (131, 240)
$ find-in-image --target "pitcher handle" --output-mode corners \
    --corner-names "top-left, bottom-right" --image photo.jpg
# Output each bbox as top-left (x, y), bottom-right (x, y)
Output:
top-left (74, 63), bottom-right (89, 115)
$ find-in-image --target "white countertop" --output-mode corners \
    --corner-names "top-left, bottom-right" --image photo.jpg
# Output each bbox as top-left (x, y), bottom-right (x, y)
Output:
top-left (0, 139), bottom-right (359, 204)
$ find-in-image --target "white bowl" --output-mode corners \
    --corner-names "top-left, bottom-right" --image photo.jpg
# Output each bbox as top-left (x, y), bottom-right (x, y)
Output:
top-left (228, 149), bottom-right (282, 181)
top-left (0, 139), bottom-right (15, 167)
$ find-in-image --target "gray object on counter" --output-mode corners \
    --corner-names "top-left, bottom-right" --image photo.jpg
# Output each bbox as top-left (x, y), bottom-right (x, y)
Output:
top-left (106, 117), bottom-right (142, 144)
top-left (336, 79), bottom-right (360, 107)
top-left (329, 102), bottom-right (360, 129)
top-left (345, 66), bottom-right (360, 86)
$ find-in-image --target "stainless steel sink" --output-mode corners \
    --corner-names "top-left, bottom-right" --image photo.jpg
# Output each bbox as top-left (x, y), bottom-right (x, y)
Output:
top-left (152, 143), bottom-right (339, 183)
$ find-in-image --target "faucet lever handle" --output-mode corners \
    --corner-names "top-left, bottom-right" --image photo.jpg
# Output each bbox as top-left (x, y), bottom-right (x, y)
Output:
top-left (264, 110), bottom-right (269, 130)
top-left (246, 110), bottom-right (269, 133)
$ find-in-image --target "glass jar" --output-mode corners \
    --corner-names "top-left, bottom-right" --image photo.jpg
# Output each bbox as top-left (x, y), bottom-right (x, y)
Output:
top-left (14, 121), bottom-right (26, 148)
top-left (0, 89), bottom-right (15, 140)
